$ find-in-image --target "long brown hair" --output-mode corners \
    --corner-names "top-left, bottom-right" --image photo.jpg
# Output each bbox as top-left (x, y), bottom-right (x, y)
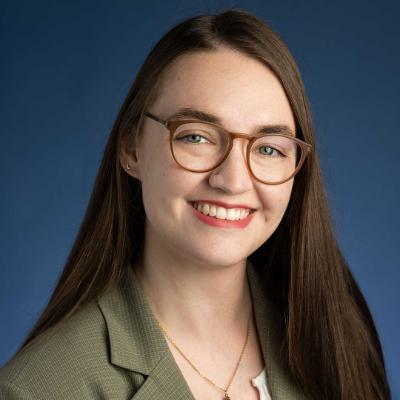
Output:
top-left (16, 8), bottom-right (391, 400)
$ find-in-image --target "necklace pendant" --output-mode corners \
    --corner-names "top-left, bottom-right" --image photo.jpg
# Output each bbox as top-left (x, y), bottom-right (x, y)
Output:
top-left (223, 393), bottom-right (231, 400)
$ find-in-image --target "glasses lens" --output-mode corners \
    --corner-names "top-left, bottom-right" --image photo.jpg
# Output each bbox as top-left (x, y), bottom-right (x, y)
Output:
top-left (249, 135), bottom-right (300, 183)
top-left (172, 122), bottom-right (302, 183)
top-left (172, 122), bottom-right (228, 170)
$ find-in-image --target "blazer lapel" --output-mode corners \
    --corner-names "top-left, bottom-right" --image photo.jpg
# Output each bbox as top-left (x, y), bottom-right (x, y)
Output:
top-left (97, 263), bottom-right (195, 400)
top-left (130, 351), bottom-right (195, 400)
top-left (98, 260), bottom-right (306, 400)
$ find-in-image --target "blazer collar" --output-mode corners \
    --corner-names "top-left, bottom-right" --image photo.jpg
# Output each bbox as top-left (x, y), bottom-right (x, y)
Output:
top-left (97, 260), bottom-right (306, 399)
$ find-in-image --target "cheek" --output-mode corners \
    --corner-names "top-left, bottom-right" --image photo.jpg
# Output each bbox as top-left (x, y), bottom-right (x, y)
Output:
top-left (258, 180), bottom-right (293, 218)
top-left (139, 137), bottom-right (173, 195)
top-left (139, 148), bottom-right (200, 217)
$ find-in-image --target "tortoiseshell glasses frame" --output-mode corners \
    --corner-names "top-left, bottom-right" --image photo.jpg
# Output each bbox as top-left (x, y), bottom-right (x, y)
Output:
top-left (145, 111), bottom-right (312, 185)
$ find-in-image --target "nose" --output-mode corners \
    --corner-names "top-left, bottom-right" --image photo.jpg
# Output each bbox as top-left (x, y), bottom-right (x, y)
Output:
top-left (208, 139), bottom-right (253, 194)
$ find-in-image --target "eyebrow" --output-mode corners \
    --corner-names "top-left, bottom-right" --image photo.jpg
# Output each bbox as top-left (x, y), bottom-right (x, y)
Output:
top-left (166, 107), bottom-right (296, 136)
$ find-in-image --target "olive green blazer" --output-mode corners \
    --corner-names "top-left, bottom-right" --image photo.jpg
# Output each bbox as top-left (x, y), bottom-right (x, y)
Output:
top-left (0, 261), bottom-right (307, 399)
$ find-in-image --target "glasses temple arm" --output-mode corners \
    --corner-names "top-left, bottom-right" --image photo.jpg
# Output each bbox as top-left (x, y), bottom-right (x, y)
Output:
top-left (145, 111), bottom-right (167, 126)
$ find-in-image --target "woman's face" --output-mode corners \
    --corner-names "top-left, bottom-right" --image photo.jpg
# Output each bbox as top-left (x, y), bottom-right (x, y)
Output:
top-left (122, 47), bottom-right (296, 268)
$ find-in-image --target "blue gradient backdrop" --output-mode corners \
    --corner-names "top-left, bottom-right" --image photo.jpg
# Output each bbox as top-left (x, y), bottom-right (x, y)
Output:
top-left (1, 0), bottom-right (399, 396)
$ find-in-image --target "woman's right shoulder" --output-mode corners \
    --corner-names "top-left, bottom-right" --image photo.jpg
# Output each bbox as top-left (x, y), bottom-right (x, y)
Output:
top-left (0, 300), bottom-right (116, 399)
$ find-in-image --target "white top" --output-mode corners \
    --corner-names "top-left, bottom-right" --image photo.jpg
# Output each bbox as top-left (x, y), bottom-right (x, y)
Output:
top-left (251, 368), bottom-right (272, 400)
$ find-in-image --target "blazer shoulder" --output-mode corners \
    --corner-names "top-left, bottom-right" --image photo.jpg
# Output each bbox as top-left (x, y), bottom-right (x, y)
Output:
top-left (0, 300), bottom-right (113, 399)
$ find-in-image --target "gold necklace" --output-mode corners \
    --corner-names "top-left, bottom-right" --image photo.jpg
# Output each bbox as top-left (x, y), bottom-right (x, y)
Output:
top-left (155, 310), bottom-right (252, 400)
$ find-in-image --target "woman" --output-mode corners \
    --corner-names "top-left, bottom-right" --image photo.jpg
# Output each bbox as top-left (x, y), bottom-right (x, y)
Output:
top-left (0, 8), bottom-right (392, 400)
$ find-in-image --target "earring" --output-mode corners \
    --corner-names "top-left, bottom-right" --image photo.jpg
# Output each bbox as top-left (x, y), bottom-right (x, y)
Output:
top-left (126, 164), bottom-right (131, 170)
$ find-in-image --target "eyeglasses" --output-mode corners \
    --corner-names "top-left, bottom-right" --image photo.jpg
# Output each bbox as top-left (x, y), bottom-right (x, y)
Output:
top-left (145, 111), bottom-right (312, 185)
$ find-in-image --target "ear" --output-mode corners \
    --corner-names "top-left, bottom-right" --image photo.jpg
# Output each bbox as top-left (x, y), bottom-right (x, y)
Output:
top-left (119, 133), bottom-right (141, 180)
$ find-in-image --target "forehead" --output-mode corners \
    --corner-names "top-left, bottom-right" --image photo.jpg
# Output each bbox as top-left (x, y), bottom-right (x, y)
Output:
top-left (151, 48), bottom-right (296, 133)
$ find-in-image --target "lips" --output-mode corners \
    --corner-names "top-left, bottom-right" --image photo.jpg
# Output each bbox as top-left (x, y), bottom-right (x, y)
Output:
top-left (189, 201), bottom-right (256, 229)
top-left (188, 199), bottom-right (257, 211)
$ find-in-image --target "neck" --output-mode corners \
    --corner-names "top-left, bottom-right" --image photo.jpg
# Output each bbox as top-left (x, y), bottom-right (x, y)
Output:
top-left (133, 233), bottom-right (252, 342)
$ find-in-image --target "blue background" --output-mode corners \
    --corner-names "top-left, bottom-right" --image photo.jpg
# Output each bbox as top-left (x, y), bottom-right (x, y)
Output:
top-left (1, 0), bottom-right (399, 396)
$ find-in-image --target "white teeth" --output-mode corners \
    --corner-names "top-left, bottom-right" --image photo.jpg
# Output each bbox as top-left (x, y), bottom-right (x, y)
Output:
top-left (216, 207), bottom-right (226, 219)
top-left (226, 209), bottom-right (236, 221)
top-left (209, 205), bottom-right (217, 217)
top-left (192, 202), bottom-right (252, 221)
top-left (235, 209), bottom-right (241, 220)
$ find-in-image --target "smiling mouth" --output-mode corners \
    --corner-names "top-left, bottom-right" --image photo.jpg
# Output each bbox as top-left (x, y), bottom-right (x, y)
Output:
top-left (189, 201), bottom-right (255, 221)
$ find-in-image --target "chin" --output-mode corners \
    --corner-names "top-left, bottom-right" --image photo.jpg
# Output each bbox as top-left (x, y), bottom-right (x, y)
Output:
top-left (183, 245), bottom-right (249, 269)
